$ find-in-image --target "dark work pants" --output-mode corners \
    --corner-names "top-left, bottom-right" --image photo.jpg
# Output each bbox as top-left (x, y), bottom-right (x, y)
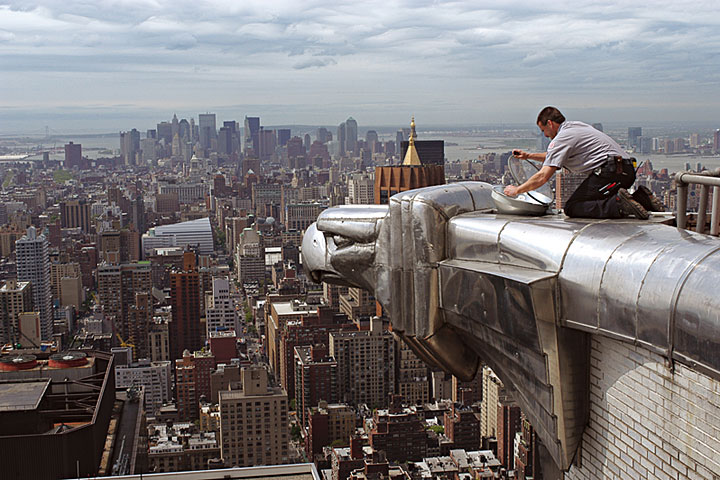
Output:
top-left (564, 158), bottom-right (636, 218)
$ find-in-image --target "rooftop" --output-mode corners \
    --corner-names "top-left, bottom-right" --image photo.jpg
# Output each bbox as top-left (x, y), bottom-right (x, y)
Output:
top-left (0, 378), bottom-right (50, 412)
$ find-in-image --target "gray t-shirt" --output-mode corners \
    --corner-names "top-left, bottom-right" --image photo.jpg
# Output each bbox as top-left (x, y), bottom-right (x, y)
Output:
top-left (543, 121), bottom-right (628, 174)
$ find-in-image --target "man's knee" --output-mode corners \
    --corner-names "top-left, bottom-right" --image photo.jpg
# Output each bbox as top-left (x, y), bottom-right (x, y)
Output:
top-left (563, 200), bottom-right (581, 217)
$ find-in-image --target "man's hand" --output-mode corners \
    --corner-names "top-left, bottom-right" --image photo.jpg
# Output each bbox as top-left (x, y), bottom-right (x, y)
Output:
top-left (512, 149), bottom-right (528, 160)
top-left (504, 185), bottom-right (520, 197)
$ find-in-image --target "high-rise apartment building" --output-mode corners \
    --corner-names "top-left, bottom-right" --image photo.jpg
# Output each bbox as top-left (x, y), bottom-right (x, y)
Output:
top-left (266, 299), bottom-right (318, 381)
top-left (347, 173), bottom-right (374, 204)
top-left (128, 291), bottom-right (152, 359)
top-left (396, 340), bottom-right (429, 404)
top-left (368, 397), bottom-right (428, 462)
top-left (0, 280), bottom-right (33, 345)
top-left (49, 261), bottom-right (81, 301)
top-left (205, 276), bottom-right (238, 336)
top-left (480, 366), bottom-right (503, 439)
top-left (175, 349), bottom-right (216, 421)
top-left (279, 307), bottom-right (352, 402)
top-left (445, 404), bottom-right (481, 451)
top-left (15, 227), bottom-right (52, 340)
top-left (497, 399), bottom-right (522, 470)
top-left (96, 261), bottom-right (151, 358)
top-left (64, 141), bottom-right (82, 169)
top-left (169, 252), bottom-right (202, 361)
top-left (294, 345), bottom-right (338, 427)
top-left (714, 129), bottom-right (720, 154)
top-left (305, 403), bottom-right (356, 458)
top-left (330, 318), bottom-right (396, 407)
top-left (219, 366), bottom-right (289, 467)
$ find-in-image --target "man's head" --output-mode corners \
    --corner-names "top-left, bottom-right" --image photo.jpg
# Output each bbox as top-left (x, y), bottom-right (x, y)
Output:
top-left (536, 106), bottom-right (565, 139)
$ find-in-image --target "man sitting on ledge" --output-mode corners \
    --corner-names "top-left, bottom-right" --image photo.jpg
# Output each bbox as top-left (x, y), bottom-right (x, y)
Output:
top-left (504, 106), bottom-right (663, 219)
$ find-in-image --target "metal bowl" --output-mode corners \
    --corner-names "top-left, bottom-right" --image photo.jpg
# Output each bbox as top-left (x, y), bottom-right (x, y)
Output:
top-left (491, 186), bottom-right (551, 216)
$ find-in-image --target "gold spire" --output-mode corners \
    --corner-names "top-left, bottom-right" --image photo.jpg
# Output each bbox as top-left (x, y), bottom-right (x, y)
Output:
top-left (402, 116), bottom-right (421, 166)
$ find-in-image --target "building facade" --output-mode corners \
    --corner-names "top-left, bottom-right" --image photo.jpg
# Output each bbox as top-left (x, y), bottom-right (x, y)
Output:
top-left (0, 280), bottom-right (33, 345)
top-left (329, 318), bottom-right (395, 408)
top-left (115, 359), bottom-right (172, 413)
top-left (15, 227), bottom-right (52, 340)
top-left (169, 252), bottom-right (202, 362)
top-left (218, 367), bottom-right (289, 467)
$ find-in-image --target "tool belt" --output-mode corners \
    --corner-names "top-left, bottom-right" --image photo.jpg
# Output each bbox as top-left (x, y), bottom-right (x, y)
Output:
top-left (605, 155), bottom-right (637, 174)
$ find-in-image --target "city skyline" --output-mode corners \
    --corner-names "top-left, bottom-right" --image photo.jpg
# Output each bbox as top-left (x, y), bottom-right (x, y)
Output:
top-left (2, 1), bottom-right (720, 132)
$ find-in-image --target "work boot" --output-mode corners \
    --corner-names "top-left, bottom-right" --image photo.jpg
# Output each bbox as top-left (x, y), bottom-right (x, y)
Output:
top-left (632, 185), bottom-right (664, 211)
top-left (617, 188), bottom-right (649, 220)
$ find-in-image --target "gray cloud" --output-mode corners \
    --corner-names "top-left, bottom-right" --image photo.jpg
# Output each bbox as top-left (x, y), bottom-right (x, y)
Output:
top-left (293, 57), bottom-right (337, 69)
top-left (165, 33), bottom-right (198, 50)
top-left (0, 0), bottom-right (719, 129)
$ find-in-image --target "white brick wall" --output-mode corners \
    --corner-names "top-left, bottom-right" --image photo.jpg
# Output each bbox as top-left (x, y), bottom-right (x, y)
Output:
top-left (565, 336), bottom-right (720, 480)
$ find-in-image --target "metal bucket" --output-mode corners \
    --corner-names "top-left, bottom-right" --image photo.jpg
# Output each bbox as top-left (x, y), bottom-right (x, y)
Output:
top-left (491, 186), bottom-right (552, 216)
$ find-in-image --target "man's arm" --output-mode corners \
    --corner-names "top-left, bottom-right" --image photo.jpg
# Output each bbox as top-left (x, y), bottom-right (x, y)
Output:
top-left (504, 165), bottom-right (557, 197)
top-left (512, 149), bottom-right (547, 163)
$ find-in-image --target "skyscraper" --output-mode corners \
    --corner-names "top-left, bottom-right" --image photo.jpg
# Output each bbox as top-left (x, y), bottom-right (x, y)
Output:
top-left (345, 117), bottom-right (358, 155)
top-left (218, 126), bottom-right (234, 155)
top-left (337, 122), bottom-right (346, 156)
top-left (157, 121), bottom-right (173, 144)
top-left (258, 128), bottom-right (277, 161)
top-left (277, 128), bottom-right (291, 146)
top-left (120, 128), bottom-right (140, 165)
top-left (199, 113), bottom-right (217, 152)
top-left (169, 252), bottom-right (202, 361)
top-left (244, 116), bottom-right (260, 155)
top-left (317, 127), bottom-right (331, 143)
top-left (15, 227), bottom-right (52, 340)
top-left (628, 127), bottom-right (642, 150)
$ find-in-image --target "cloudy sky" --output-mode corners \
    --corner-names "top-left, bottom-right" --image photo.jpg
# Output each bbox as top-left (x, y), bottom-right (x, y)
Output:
top-left (1, 0), bottom-right (719, 133)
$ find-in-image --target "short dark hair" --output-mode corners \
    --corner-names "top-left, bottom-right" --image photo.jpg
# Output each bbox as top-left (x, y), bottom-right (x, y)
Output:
top-left (536, 106), bottom-right (565, 125)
